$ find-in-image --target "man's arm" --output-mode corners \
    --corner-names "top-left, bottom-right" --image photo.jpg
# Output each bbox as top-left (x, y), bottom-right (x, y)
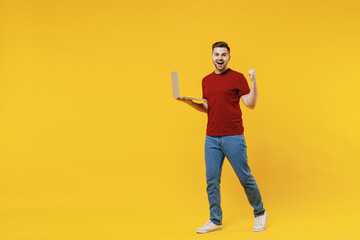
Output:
top-left (241, 69), bottom-right (258, 109)
top-left (176, 98), bottom-right (208, 113)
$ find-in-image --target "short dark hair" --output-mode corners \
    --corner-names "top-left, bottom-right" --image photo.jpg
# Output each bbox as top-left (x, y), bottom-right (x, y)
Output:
top-left (212, 41), bottom-right (230, 53)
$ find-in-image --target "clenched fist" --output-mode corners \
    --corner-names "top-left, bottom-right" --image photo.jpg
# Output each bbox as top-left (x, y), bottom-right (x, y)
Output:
top-left (248, 69), bottom-right (256, 82)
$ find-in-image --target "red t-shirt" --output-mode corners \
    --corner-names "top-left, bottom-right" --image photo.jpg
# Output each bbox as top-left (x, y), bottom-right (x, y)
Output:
top-left (202, 68), bottom-right (250, 136)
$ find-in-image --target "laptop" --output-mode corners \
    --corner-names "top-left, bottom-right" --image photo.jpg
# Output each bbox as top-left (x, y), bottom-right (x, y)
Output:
top-left (171, 71), bottom-right (206, 101)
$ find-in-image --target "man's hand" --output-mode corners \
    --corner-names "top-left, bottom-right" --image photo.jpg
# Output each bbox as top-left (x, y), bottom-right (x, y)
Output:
top-left (241, 69), bottom-right (258, 109)
top-left (175, 97), bottom-right (208, 113)
top-left (248, 69), bottom-right (256, 82)
top-left (176, 97), bottom-right (193, 105)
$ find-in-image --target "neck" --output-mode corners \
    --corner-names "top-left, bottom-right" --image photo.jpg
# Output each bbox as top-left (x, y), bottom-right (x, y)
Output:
top-left (215, 67), bottom-right (229, 74)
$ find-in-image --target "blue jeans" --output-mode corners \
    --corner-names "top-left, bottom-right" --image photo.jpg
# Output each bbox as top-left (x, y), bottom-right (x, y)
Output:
top-left (205, 135), bottom-right (265, 225)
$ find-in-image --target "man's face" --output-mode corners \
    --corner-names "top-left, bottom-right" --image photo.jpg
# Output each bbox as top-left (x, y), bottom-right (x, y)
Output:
top-left (212, 47), bottom-right (231, 73)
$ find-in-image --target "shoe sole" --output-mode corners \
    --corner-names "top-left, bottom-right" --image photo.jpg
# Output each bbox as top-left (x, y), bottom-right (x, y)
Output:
top-left (253, 227), bottom-right (265, 232)
top-left (196, 226), bottom-right (223, 234)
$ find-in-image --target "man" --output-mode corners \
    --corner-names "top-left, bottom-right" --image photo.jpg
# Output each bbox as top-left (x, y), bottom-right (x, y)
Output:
top-left (176, 41), bottom-right (267, 233)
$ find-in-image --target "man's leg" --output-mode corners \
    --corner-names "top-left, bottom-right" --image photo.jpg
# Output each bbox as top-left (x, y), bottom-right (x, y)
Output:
top-left (204, 135), bottom-right (226, 225)
top-left (221, 135), bottom-right (265, 217)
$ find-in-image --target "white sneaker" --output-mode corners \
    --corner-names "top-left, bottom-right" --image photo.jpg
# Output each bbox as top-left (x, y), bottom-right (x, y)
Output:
top-left (196, 220), bottom-right (222, 234)
top-left (253, 211), bottom-right (268, 232)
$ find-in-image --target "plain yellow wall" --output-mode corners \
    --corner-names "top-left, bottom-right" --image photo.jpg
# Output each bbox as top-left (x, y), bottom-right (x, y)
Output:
top-left (0, 0), bottom-right (359, 238)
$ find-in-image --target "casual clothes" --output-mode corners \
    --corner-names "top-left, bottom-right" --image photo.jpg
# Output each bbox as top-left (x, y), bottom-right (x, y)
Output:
top-left (202, 68), bottom-right (250, 136)
top-left (205, 135), bottom-right (265, 225)
top-left (202, 68), bottom-right (265, 224)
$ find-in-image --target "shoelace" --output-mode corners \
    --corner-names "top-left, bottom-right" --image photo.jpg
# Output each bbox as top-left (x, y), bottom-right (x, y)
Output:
top-left (202, 220), bottom-right (212, 228)
top-left (205, 220), bottom-right (219, 228)
top-left (254, 216), bottom-right (263, 227)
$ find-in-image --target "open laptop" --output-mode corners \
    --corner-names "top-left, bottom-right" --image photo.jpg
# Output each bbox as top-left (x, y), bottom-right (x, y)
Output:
top-left (171, 71), bottom-right (206, 101)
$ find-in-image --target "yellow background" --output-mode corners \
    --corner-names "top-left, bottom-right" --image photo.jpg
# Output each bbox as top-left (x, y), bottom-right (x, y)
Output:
top-left (1, 0), bottom-right (359, 239)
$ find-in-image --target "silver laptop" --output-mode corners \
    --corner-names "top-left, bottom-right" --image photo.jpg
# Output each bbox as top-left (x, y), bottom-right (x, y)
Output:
top-left (171, 71), bottom-right (206, 101)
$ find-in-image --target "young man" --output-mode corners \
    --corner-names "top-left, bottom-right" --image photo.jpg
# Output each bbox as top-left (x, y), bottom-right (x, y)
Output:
top-left (176, 41), bottom-right (267, 233)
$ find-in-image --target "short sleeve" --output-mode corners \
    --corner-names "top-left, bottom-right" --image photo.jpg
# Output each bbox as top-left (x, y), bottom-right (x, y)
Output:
top-left (238, 73), bottom-right (250, 97)
top-left (202, 78), bottom-right (206, 99)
